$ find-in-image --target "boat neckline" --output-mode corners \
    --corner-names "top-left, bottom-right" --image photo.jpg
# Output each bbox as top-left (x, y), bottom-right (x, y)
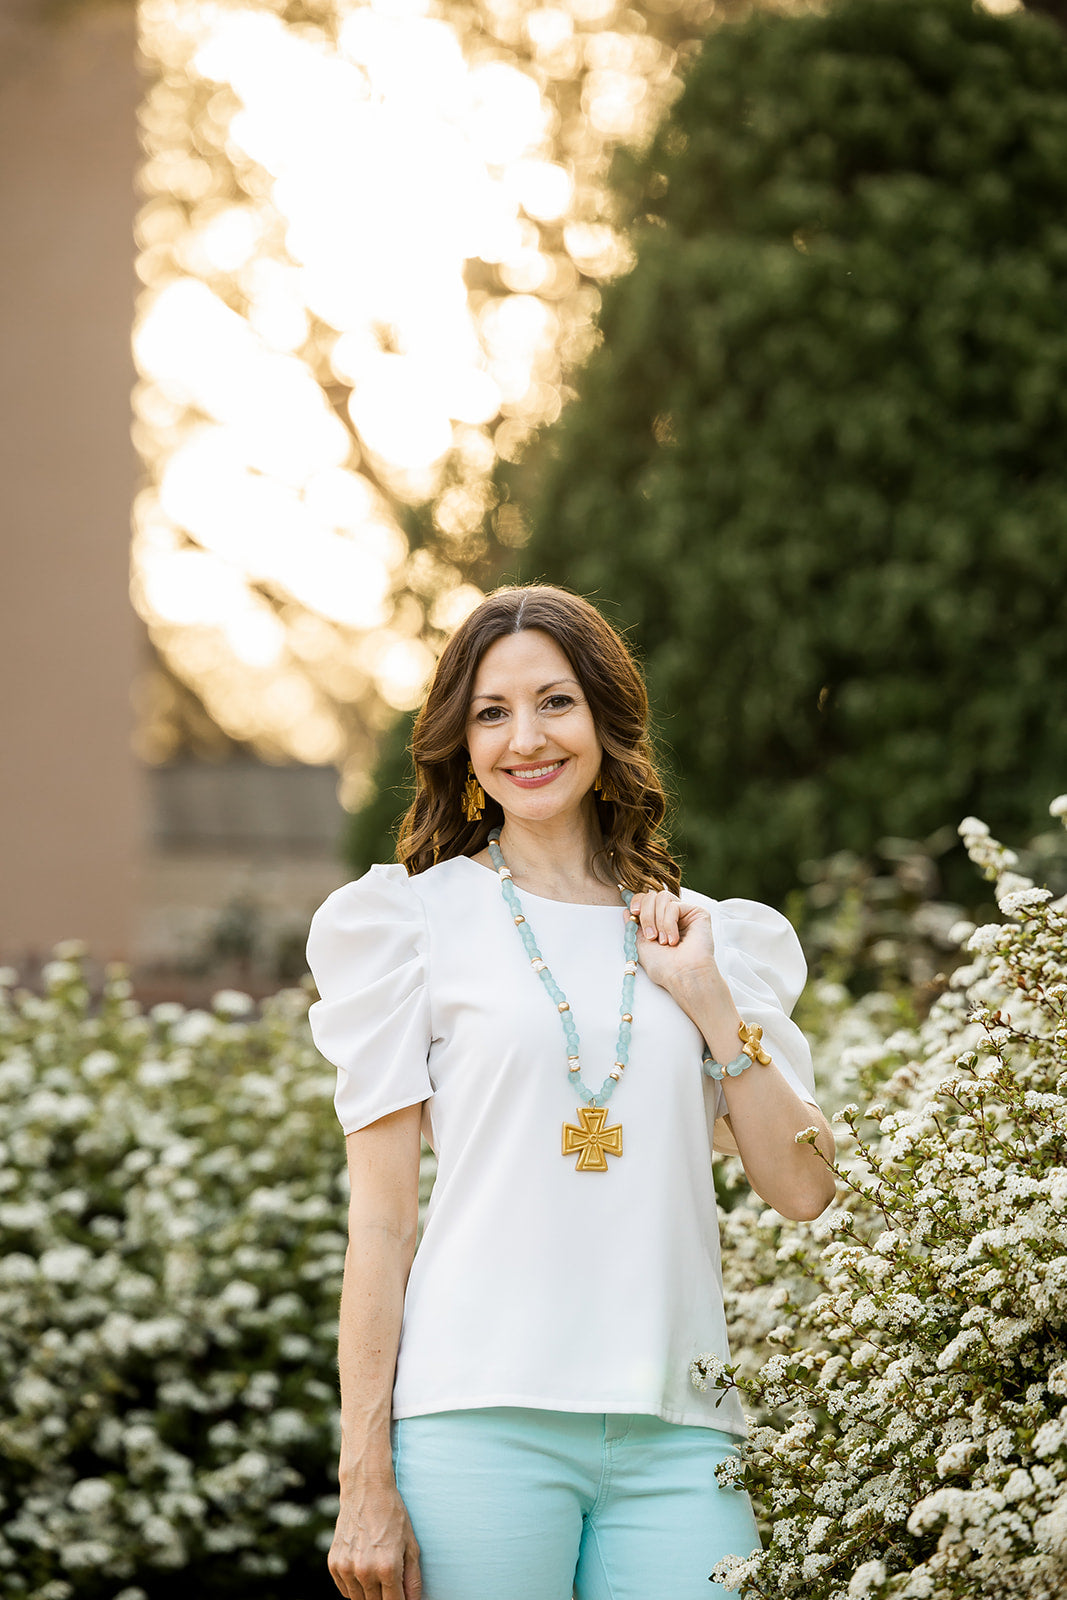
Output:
top-left (457, 853), bottom-right (630, 911)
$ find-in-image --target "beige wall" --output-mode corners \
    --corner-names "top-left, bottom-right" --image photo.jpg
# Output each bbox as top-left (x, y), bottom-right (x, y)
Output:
top-left (0, 4), bottom-right (144, 967)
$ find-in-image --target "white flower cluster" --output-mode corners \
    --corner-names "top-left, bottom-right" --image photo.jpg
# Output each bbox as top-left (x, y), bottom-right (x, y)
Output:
top-left (0, 959), bottom-right (436, 1596)
top-left (708, 802), bottom-right (1067, 1600)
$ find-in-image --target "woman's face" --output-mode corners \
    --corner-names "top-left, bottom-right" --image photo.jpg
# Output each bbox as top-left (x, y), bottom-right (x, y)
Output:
top-left (466, 629), bottom-right (602, 827)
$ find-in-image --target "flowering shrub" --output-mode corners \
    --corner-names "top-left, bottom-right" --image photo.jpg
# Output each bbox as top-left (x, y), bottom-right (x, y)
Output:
top-left (0, 957), bottom-right (430, 1600)
top-left (6, 801), bottom-right (1065, 1599)
top-left (698, 798), bottom-right (1067, 1599)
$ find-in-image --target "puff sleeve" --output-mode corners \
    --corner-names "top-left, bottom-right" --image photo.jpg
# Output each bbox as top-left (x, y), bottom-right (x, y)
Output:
top-left (306, 864), bottom-right (434, 1135)
top-left (707, 897), bottom-right (819, 1153)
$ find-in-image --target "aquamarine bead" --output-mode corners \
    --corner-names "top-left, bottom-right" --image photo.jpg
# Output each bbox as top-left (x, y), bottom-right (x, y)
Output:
top-left (701, 1049), bottom-right (751, 1081)
top-left (488, 827), bottom-right (636, 1118)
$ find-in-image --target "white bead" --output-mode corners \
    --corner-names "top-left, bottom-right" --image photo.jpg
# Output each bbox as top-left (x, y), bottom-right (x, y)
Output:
top-left (494, 833), bottom-right (638, 1099)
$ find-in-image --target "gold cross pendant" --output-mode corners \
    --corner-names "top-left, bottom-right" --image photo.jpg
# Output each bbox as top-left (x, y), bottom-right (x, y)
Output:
top-left (562, 1105), bottom-right (623, 1172)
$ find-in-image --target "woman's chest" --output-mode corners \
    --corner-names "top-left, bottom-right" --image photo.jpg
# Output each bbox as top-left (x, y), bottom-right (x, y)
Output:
top-left (424, 897), bottom-right (712, 1112)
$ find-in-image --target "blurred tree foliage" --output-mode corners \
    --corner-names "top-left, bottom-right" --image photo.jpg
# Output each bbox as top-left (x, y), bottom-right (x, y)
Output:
top-left (346, 709), bottom-right (417, 873)
top-left (478, 0), bottom-right (1067, 905)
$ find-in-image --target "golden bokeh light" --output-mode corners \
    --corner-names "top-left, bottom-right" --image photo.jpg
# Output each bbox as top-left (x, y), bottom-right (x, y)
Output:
top-left (132, 0), bottom-right (723, 801)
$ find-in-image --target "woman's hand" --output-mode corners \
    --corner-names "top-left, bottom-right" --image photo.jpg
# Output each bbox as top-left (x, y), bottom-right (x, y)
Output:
top-left (628, 890), bottom-right (718, 993)
top-left (631, 890), bottom-right (837, 1220)
top-left (329, 1478), bottom-right (422, 1600)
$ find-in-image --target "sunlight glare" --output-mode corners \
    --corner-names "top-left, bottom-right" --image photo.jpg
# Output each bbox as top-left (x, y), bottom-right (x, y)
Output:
top-left (135, 279), bottom-right (349, 486)
top-left (135, 0), bottom-right (690, 774)
top-left (159, 428), bottom-right (394, 629)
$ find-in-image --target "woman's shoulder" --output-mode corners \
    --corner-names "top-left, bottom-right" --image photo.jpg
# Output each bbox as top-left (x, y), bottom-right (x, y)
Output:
top-left (311, 854), bottom-right (483, 928)
top-left (680, 886), bottom-right (806, 1009)
top-left (310, 860), bottom-right (412, 924)
top-left (306, 864), bottom-right (429, 973)
top-left (681, 885), bottom-right (796, 935)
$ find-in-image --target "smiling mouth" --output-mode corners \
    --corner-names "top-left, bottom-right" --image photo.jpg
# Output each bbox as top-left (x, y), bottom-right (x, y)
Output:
top-left (504, 760), bottom-right (567, 782)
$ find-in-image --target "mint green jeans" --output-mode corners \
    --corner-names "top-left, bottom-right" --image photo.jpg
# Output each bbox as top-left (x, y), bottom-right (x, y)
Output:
top-left (391, 1407), bottom-right (760, 1599)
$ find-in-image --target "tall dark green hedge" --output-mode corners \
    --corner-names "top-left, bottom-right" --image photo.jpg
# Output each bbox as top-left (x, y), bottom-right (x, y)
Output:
top-left (498, 0), bottom-right (1067, 904)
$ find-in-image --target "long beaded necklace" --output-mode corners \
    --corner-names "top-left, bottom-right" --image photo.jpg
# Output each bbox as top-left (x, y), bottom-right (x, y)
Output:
top-left (487, 827), bottom-right (638, 1172)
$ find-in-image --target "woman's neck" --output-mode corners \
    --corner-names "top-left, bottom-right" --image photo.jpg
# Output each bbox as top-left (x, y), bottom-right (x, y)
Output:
top-left (491, 808), bottom-right (619, 903)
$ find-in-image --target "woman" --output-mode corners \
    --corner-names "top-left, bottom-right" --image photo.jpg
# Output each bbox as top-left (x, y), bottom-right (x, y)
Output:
top-left (306, 585), bottom-right (836, 1600)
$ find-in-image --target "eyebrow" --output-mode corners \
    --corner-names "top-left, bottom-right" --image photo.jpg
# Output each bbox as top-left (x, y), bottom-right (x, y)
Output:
top-left (470, 678), bottom-right (580, 704)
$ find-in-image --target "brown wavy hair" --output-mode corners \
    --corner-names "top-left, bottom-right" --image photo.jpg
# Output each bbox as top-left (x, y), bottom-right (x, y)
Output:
top-left (396, 585), bottom-right (680, 893)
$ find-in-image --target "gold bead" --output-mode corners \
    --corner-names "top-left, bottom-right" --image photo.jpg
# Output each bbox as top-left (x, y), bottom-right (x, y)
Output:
top-left (514, 914), bottom-right (525, 924)
top-left (621, 1012), bottom-right (633, 1024)
top-left (558, 1001), bottom-right (570, 1013)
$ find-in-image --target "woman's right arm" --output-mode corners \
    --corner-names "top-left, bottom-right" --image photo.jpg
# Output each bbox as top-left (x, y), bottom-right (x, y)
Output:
top-left (328, 1103), bottom-right (425, 1600)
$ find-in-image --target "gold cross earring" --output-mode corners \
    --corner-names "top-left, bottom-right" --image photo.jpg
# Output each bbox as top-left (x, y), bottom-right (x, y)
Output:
top-left (594, 769), bottom-right (618, 804)
top-left (462, 760), bottom-right (485, 822)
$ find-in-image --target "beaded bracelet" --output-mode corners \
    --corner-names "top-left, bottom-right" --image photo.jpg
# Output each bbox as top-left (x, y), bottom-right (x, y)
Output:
top-left (701, 1020), bottom-right (772, 1082)
top-left (701, 1049), bottom-right (752, 1081)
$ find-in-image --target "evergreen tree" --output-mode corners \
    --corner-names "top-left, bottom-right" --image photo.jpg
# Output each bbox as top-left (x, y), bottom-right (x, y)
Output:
top-left (499, 0), bottom-right (1067, 904)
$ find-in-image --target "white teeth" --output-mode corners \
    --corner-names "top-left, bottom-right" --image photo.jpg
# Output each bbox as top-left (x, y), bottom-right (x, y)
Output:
top-left (510, 761), bottom-right (564, 779)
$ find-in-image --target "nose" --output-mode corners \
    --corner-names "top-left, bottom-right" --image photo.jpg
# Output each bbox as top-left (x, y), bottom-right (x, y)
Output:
top-left (508, 707), bottom-right (548, 757)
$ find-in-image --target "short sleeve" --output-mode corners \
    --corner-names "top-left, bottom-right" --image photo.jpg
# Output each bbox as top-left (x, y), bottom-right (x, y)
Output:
top-left (704, 896), bottom-right (819, 1154)
top-left (306, 864), bottom-right (433, 1136)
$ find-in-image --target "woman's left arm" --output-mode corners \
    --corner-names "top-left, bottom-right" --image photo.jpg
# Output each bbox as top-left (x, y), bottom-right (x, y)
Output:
top-left (630, 890), bottom-right (836, 1222)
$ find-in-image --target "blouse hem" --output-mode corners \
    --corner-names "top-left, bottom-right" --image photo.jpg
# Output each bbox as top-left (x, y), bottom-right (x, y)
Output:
top-left (392, 1392), bottom-right (746, 1436)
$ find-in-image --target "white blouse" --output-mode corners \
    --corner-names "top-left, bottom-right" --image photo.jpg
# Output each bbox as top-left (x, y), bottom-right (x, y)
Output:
top-left (306, 854), bottom-right (820, 1436)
